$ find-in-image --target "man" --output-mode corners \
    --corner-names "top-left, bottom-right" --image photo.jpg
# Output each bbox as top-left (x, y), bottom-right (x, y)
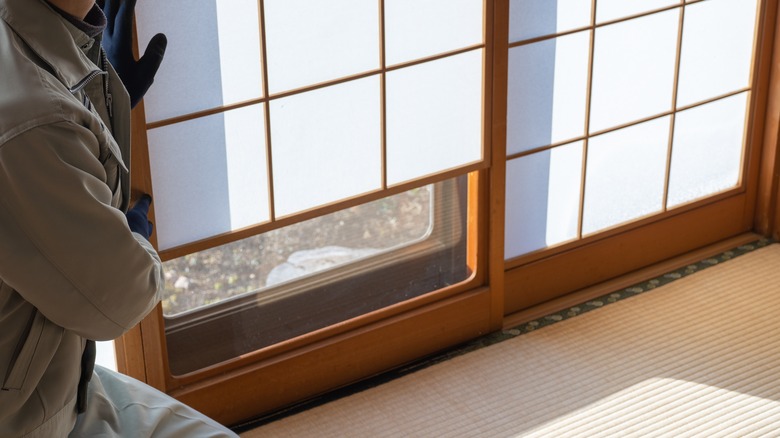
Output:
top-left (0, 0), bottom-right (238, 435)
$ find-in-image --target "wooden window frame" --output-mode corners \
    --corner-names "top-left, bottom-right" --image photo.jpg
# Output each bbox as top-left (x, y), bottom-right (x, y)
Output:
top-left (500, 0), bottom-right (780, 314)
top-left (163, 177), bottom-right (473, 375)
top-left (114, 0), bottom-right (780, 427)
top-left (118, 0), bottom-right (497, 426)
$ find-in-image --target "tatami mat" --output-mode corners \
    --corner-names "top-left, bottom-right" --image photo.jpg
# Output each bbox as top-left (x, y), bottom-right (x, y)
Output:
top-left (242, 242), bottom-right (780, 437)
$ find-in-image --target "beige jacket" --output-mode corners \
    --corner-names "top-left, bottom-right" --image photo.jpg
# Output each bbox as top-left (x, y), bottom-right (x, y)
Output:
top-left (0, 0), bottom-right (163, 436)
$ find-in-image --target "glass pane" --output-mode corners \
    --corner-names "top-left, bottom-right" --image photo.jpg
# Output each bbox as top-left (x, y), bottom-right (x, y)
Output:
top-left (163, 177), bottom-right (468, 374)
top-left (509, 0), bottom-right (591, 42)
top-left (136, 0), bottom-right (263, 122)
top-left (596, 0), bottom-right (679, 24)
top-left (161, 184), bottom-right (434, 317)
top-left (386, 50), bottom-right (483, 185)
top-left (148, 105), bottom-right (269, 250)
top-left (264, 0), bottom-right (379, 93)
top-left (590, 10), bottom-right (679, 133)
top-left (508, 31), bottom-right (590, 155)
top-left (677, 0), bottom-right (758, 107)
top-left (668, 93), bottom-right (748, 207)
top-left (505, 141), bottom-right (584, 259)
top-left (583, 117), bottom-right (670, 234)
top-left (385, 0), bottom-right (483, 65)
top-left (270, 76), bottom-right (382, 217)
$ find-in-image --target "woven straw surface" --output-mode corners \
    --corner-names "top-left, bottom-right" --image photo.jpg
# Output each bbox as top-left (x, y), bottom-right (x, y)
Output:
top-left (245, 244), bottom-right (780, 437)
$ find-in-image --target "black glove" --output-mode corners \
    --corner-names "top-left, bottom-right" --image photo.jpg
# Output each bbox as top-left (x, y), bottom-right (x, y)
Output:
top-left (76, 340), bottom-right (96, 414)
top-left (100, 0), bottom-right (167, 108)
top-left (125, 194), bottom-right (154, 240)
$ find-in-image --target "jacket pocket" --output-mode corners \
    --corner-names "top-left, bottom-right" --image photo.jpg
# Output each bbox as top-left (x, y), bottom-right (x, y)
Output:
top-left (99, 140), bottom-right (127, 209)
top-left (2, 310), bottom-right (55, 391)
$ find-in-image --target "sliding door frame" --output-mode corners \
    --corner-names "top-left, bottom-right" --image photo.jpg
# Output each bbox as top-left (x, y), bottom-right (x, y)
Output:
top-left (116, 0), bottom-right (501, 426)
top-left (113, 0), bottom-right (780, 426)
top-left (501, 0), bottom-right (780, 315)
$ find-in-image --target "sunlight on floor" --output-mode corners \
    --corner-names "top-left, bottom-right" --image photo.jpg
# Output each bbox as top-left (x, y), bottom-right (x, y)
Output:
top-left (521, 378), bottom-right (780, 437)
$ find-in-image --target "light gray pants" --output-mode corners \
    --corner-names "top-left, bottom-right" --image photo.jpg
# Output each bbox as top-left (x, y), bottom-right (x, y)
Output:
top-left (69, 365), bottom-right (238, 437)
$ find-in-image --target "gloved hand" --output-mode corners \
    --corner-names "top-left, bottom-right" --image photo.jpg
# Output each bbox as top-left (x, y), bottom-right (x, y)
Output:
top-left (99, 0), bottom-right (167, 108)
top-left (125, 194), bottom-right (154, 240)
top-left (76, 340), bottom-right (95, 414)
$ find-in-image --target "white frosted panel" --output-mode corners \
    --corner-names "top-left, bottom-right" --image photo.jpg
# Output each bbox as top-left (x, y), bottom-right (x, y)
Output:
top-left (590, 11), bottom-right (678, 133)
top-left (95, 341), bottom-right (116, 371)
top-left (668, 93), bottom-right (747, 207)
top-left (509, 0), bottom-right (591, 42)
top-left (505, 142), bottom-right (584, 259)
top-left (508, 31), bottom-right (589, 155)
top-left (385, 0), bottom-right (482, 65)
top-left (271, 77), bottom-right (382, 217)
top-left (677, 0), bottom-right (758, 107)
top-left (386, 50), bottom-right (483, 185)
top-left (597, 0), bottom-right (679, 23)
top-left (583, 117), bottom-right (669, 234)
top-left (148, 105), bottom-right (269, 250)
top-left (264, 0), bottom-right (379, 93)
top-left (136, 0), bottom-right (262, 122)
top-left (223, 107), bottom-right (271, 230)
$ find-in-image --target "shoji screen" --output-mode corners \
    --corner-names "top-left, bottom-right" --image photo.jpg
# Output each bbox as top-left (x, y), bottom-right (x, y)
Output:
top-left (504, 0), bottom-right (759, 260)
top-left (135, 0), bottom-right (486, 255)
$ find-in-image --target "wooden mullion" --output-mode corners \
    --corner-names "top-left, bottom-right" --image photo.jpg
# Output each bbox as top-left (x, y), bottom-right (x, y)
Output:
top-left (147, 45), bottom-right (485, 131)
top-left (578, 0), bottom-right (598, 239)
top-left (157, 162), bottom-right (487, 261)
top-left (505, 87), bottom-right (752, 163)
top-left (507, 0), bottom-right (707, 50)
top-left (505, 194), bottom-right (752, 314)
top-left (663, 5), bottom-right (686, 211)
top-left (504, 187), bottom-right (748, 269)
top-left (751, 0), bottom-right (780, 236)
top-left (258, 0), bottom-right (275, 222)
top-left (487, 0), bottom-right (506, 329)
top-left (379, 0), bottom-right (388, 190)
top-left (146, 97), bottom-right (265, 130)
top-left (122, 21), bottom-right (169, 389)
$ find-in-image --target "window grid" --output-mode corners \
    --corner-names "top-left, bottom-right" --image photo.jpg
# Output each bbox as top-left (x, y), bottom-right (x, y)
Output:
top-left (505, 0), bottom-right (759, 261)
top-left (145, 45), bottom-right (486, 132)
top-left (143, 0), bottom-right (487, 258)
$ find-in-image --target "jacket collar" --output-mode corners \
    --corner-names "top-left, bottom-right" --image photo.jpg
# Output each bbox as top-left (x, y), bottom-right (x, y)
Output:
top-left (0, 0), bottom-right (101, 91)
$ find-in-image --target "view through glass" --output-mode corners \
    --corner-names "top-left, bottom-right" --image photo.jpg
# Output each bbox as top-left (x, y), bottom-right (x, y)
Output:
top-left (161, 185), bottom-right (434, 317)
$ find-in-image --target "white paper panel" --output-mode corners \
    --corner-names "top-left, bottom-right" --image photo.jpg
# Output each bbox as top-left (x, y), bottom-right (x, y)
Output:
top-left (583, 117), bottom-right (670, 235)
top-left (507, 31), bottom-right (590, 155)
top-left (509, 0), bottom-right (591, 42)
top-left (590, 10), bottom-right (679, 133)
top-left (148, 105), bottom-right (269, 250)
top-left (677, 0), bottom-right (758, 107)
top-left (270, 76), bottom-right (382, 217)
top-left (385, 0), bottom-right (483, 66)
top-left (264, 0), bottom-right (379, 93)
top-left (136, 0), bottom-right (263, 123)
top-left (668, 93), bottom-right (748, 208)
top-left (596, 0), bottom-right (679, 23)
top-left (386, 50), bottom-right (483, 185)
top-left (505, 142), bottom-right (584, 259)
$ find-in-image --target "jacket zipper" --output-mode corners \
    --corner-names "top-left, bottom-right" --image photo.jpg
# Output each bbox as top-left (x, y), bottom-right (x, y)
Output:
top-left (99, 48), bottom-right (114, 119)
top-left (68, 69), bottom-right (105, 95)
top-left (67, 48), bottom-right (114, 120)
